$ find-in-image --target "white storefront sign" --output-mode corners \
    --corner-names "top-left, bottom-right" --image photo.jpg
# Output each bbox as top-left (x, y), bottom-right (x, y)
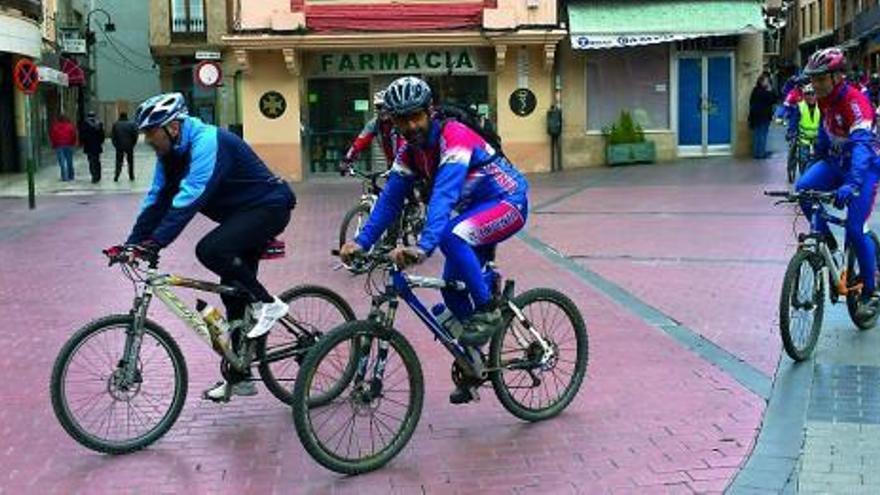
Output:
top-left (61, 38), bottom-right (87, 55)
top-left (38, 67), bottom-right (69, 87)
top-left (571, 33), bottom-right (702, 50)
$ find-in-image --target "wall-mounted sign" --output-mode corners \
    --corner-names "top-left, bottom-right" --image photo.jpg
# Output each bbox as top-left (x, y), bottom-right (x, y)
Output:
top-left (572, 33), bottom-right (692, 50)
top-left (354, 99), bottom-right (369, 112)
top-left (259, 91), bottom-right (287, 119)
top-left (38, 67), bottom-right (69, 87)
top-left (60, 38), bottom-right (87, 55)
top-left (194, 60), bottom-right (222, 88)
top-left (195, 51), bottom-right (222, 60)
top-left (313, 49), bottom-right (486, 75)
top-left (509, 88), bottom-right (536, 117)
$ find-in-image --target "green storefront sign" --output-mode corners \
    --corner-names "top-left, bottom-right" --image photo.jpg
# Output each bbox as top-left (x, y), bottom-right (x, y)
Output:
top-left (317, 50), bottom-right (480, 75)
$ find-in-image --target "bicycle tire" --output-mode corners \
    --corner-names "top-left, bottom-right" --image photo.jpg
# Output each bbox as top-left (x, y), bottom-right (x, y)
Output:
top-left (292, 320), bottom-right (424, 475)
top-left (779, 250), bottom-right (824, 361)
top-left (787, 149), bottom-right (797, 184)
top-left (256, 285), bottom-right (357, 404)
top-left (489, 288), bottom-right (589, 422)
top-left (50, 315), bottom-right (187, 454)
top-left (846, 231), bottom-right (880, 330)
top-left (338, 203), bottom-right (372, 250)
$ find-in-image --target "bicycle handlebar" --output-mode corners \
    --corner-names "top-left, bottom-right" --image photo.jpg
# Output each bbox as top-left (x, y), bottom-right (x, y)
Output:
top-left (764, 189), bottom-right (839, 203)
top-left (103, 245), bottom-right (159, 269)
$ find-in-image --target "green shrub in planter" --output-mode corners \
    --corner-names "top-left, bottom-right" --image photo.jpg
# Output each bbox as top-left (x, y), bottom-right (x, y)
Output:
top-left (602, 111), bottom-right (655, 165)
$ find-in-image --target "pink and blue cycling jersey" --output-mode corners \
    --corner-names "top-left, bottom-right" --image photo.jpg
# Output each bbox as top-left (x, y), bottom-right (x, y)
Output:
top-left (355, 118), bottom-right (528, 255)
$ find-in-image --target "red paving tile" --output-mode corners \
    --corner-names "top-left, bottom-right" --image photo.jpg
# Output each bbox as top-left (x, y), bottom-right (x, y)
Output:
top-left (0, 175), bottom-right (763, 493)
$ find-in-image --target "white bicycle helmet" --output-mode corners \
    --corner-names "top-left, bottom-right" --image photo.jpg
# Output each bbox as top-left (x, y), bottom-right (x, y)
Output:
top-left (134, 92), bottom-right (188, 130)
top-left (384, 77), bottom-right (432, 116)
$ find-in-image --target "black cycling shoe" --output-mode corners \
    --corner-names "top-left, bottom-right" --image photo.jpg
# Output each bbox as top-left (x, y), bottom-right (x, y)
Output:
top-left (449, 386), bottom-right (475, 405)
top-left (458, 307), bottom-right (502, 347)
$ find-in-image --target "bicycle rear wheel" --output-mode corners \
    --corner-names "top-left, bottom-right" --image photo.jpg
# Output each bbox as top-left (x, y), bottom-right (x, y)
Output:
top-left (50, 315), bottom-right (187, 454)
top-left (779, 250), bottom-right (825, 361)
top-left (489, 288), bottom-right (588, 422)
top-left (846, 232), bottom-right (880, 330)
top-left (292, 321), bottom-right (424, 475)
top-left (256, 285), bottom-right (356, 404)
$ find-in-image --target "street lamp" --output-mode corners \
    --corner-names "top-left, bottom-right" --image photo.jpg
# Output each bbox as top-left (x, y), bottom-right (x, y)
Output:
top-left (84, 8), bottom-right (115, 108)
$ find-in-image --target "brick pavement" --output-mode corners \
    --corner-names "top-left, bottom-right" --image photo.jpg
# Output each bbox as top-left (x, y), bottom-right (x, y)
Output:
top-left (0, 160), bottom-right (773, 493)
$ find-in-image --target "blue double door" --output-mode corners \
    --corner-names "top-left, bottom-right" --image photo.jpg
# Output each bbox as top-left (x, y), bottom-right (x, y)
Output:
top-left (677, 53), bottom-right (734, 155)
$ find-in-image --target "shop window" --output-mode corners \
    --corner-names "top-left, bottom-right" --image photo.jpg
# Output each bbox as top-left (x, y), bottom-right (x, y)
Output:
top-left (585, 45), bottom-right (670, 131)
top-left (307, 78), bottom-right (371, 174)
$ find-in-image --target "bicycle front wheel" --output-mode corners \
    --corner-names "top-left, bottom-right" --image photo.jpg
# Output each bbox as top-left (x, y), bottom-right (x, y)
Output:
top-left (256, 285), bottom-right (356, 404)
top-left (779, 250), bottom-right (825, 361)
top-left (50, 315), bottom-right (187, 454)
top-left (292, 321), bottom-right (424, 475)
top-left (339, 203), bottom-right (371, 250)
top-left (490, 288), bottom-right (589, 422)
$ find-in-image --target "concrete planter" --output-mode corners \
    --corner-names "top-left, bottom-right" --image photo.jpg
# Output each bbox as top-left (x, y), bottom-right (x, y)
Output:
top-left (605, 141), bottom-right (656, 166)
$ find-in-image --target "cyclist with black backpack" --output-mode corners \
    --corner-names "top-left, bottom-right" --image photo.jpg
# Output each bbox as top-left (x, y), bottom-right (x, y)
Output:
top-left (339, 76), bottom-right (529, 400)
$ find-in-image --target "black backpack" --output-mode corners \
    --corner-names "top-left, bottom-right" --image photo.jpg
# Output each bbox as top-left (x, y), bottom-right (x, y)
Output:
top-left (434, 103), bottom-right (504, 159)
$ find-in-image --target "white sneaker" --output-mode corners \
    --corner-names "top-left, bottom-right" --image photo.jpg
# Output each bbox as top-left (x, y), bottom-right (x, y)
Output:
top-left (202, 380), bottom-right (258, 402)
top-left (246, 296), bottom-right (288, 338)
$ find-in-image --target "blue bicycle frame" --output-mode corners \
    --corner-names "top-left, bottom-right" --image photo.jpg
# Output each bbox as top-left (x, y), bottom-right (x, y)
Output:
top-left (388, 269), bottom-right (485, 374)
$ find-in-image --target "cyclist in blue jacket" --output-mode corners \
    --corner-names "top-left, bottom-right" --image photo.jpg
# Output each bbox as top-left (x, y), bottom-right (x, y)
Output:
top-left (117, 93), bottom-right (296, 400)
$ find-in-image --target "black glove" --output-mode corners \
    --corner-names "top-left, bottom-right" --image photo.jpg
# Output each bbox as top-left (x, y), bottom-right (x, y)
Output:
top-left (133, 239), bottom-right (161, 264)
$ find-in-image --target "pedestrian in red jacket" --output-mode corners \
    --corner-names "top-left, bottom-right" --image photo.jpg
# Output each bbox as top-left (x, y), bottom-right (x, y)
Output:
top-left (49, 115), bottom-right (77, 181)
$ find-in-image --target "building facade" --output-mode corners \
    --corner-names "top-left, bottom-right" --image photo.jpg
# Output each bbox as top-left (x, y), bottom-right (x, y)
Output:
top-left (146, 0), bottom-right (768, 180)
top-left (149, 0), bottom-right (564, 181)
top-left (561, 0), bottom-right (765, 164)
top-left (1, 0), bottom-right (43, 173)
top-left (90, 0), bottom-right (160, 120)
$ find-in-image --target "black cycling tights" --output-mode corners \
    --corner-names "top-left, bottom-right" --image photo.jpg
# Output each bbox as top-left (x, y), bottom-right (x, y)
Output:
top-left (195, 206), bottom-right (291, 321)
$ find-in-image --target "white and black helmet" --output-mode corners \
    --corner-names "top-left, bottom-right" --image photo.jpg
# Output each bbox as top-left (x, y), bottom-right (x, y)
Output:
top-left (134, 92), bottom-right (188, 130)
top-left (383, 77), bottom-right (432, 116)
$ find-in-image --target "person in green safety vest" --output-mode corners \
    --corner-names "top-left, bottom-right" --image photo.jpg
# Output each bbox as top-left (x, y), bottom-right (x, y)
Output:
top-left (797, 84), bottom-right (821, 145)
top-left (792, 84), bottom-right (821, 169)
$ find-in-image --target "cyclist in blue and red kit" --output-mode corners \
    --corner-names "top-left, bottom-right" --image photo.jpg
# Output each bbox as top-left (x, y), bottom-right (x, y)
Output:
top-left (795, 47), bottom-right (880, 319)
top-left (340, 90), bottom-right (401, 172)
top-left (339, 77), bottom-right (529, 402)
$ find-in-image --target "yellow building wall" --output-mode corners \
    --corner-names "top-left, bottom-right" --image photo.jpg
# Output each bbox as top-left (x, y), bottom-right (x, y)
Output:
top-left (495, 45), bottom-right (554, 174)
top-left (237, 52), bottom-right (304, 181)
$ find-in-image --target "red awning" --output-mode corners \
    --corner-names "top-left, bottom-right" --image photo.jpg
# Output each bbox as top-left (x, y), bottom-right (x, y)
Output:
top-left (304, 3), bottom-right (483, 32)
top-left (61, 57), bottom-right (86, 86)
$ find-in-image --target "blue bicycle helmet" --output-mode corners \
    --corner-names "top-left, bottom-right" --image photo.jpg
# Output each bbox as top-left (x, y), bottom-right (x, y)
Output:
top-left (134, 92), bottom-right (188, 130)
top-left (383, 77), bottom-right (432, 116)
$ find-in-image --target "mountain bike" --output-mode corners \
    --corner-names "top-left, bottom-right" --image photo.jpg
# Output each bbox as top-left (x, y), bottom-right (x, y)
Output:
top-left (50, 246), bottom-right (355, 454)
top-left (338, 166), bottom-right (425, 273)
top-left (766, 190), bottom-right (880, 361)
top-left (291, 249), bottom-right (589, 474)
